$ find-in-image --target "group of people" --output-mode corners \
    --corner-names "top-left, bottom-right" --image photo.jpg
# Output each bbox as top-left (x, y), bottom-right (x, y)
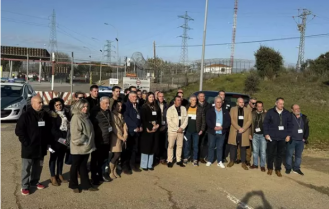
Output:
top-left (15, 85), bottom-right (309, 195)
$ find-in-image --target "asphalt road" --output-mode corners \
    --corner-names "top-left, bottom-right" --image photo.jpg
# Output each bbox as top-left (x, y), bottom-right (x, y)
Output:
top-left (2, 122), bottom-right (329, 209)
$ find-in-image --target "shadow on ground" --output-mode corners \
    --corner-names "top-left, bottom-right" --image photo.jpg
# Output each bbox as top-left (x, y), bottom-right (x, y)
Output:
top-left (238, 191), bottom-right (272, 209)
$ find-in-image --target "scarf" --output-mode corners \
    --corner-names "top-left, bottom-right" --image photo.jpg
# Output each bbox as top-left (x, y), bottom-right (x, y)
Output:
top-left (56, 110), bottom-right (68, 131)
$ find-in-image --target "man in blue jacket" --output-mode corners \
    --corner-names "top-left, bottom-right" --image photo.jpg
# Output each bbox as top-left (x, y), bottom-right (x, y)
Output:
top-left (122, 91), bottom-right (143, 174)
top-left (263, 97), bottom-right (293, 177)
top-left (206, 96), bottom-right (231, 168)
top-left (285, 104), bottom-right (309, 176)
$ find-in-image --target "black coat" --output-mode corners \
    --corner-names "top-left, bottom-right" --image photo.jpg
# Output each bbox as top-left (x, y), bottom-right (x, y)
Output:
top-left (206, 107), bottom-right (231, 135)
top-left (90, 106), bottom-right (111, 147)
top-left (49, 110), bottom-right (71, 152)
top-left (140, 103), bottom-right (161, 155)
top-left (186, 103), bottom-right (206, 132)
top-left (86, 96), bottom-right (99, 112)
top-left (124, 100), bottom-right (142, 135)
top-left (263, 107), bottom-right (293, 140)
top-left (15, 108), bottom-right (52, 159)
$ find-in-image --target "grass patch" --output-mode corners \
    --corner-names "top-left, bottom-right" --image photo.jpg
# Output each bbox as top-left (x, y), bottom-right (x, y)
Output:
top-left (165, 72), bottom-right (329, 148)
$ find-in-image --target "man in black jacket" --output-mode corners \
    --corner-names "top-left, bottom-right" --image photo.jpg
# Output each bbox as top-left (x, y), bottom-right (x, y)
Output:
top-left (15, 95), bottom-right (51, 196)
top-left (197, 92), bottom-right (212, 163)
top-left (90, 96), bottom-right (112, 184)
top-left (156, 92), bottom-right (169, 165)
top-left (86, 85), bottom-right (99, 111)
top-left (206, 96), bottom-right (231, 168)
top-left (285, 104), bottom-right (309, 176)
top-left (263, 97), bottom-right (293, 177)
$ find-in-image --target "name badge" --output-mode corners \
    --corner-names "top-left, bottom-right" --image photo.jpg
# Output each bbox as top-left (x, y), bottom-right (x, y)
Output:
top-left (238, 116), bottom-right (244, 120)
top-left (178, 116), bottom-right (182, 120)
top-left (152, 111), bottom-right (157, 116)
top-left (298, 129), bottom-right (303, 134)
top-left (137, 114), bottom-right (140, 119)
top-left (108, 127), bottom-right (113, 132)
top-left (38, 121), bottom-right (45, 127)
top-left (190, 115), bottom-right (196, 120)
top-left (216, 122), bottom-right (222, 127)
top-left (255, 128), bottom-right (261, 132)
top-left (212, 104), bottom-right (215, 106)
top-left (162, 121), bottom-right (166, 125)
top-left (278, 126), bottom-right (284, 131)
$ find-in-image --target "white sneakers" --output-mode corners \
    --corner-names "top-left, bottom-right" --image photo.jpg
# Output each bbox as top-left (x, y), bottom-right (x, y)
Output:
top-left (207, 161), bottom-right (225, 168)
top-left (217, 162), bottom-right (225, 168)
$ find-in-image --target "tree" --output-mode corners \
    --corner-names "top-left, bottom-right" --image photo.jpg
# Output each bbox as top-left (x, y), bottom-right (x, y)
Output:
top-left (244, 71), bottom-right (260, 95)
top-left (308, 51), bottom-right (329, 75)
top-left (254, 46), bottom-right (283, 79)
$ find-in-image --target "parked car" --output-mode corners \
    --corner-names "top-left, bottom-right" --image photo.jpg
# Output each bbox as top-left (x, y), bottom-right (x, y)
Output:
top-left (191, 91), bottom-right (250, 107)
top-left (1, 81), bottom-right (36, 121)
top-left (98, 88), bottom-right (125, 100)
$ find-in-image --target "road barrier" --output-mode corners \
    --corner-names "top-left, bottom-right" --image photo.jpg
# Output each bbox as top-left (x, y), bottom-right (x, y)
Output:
top-left (36, 91), bottom-right (90, 105)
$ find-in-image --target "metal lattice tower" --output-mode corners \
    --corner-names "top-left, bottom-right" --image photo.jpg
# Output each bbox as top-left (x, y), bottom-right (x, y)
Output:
top-left (294, 9), bottom-right (314, 71)
top-left (48, 9), bottom-right (58, 56)
top-left (230, 0), bottom-right (239, 74)
top-left (178, 11), bottom-right (194, 68)
top-left (104, 40), bottom-right (114, 65)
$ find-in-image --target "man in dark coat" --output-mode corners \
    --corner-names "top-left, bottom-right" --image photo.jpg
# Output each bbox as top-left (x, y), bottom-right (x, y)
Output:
top-left (285, 104), bottom-right (309, 176)
top-left (90, 96), bottom-right (112, 184)
top-left (197, 92), bottom-right (212, 163)
top-left (122, 91), bottom-right (143, 174)
top-left (155, 92), bottom-right (169, 165)
top-left (263, 97), bottom-right (293, 177)
top-left (15, 95), bottom-right (52, 195)
top-left (86, 85), bottom-right (99, 111)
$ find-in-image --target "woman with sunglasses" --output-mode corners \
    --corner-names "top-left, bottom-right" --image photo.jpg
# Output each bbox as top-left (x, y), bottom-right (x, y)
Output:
top-left (48, 98), bottom-right (71, 186)
top-left (139, 92), bottom-right (161, 171)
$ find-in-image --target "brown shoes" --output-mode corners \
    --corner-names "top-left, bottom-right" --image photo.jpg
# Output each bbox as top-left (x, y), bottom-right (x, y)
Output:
top-left (241, 163), bottom-right (249, 170)
top-left (58, 175), bottom-right (68, 183)
top-left (275, 170), bottom-right (282, 177)
top-left (50, 176), bottom-right (59, 186)
top-left (227, 161), bottom-right (235, 167)
top-left (250, 164), bottom-right (258, 169)
top-left (245, 161), bottom-right (251, 166)
top-left (267, 169), bottom-right (273, 175)
top-left (160, 160), bottom-right (167, 165)
top-left (261, 167), bottom-right (266, 172)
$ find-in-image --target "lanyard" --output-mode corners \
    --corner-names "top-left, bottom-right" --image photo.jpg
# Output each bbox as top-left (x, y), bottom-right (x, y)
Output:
top-left (255, 113), bottom-right (262, 128)
top-left (293, 115), bottom-right (302, 129)
top-left (279, 113), bottom-right (283, 126)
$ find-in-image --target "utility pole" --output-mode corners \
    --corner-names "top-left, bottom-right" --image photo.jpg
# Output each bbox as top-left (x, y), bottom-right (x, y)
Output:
top-left (178, 11), bottom-right (194, 73)
top-left (48, 9), bottom-right (58, 61)
top-left (294, 9), bottom-right (315, 71)
top-left (104, 40), bottom-right (114, 76)
top-left (39, 58), bottom-right (42, 83)
top-left (51, 52), bottom-right (55, 96)
top-left (230, 0), bottom-right (239, 74)
top-left (26, 48), bottom-right (29, 82)
top-left (70, 52), bottom-right (74, 102)
top-left (153, 41), bottom-right (158, 82)
top-left (199, 0), bottom-right (209, 91)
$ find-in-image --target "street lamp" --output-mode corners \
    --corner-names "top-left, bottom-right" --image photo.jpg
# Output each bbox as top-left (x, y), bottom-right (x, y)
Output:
top-left (83, 46), bottom-right (92, 84)
top-left (104, 23), bottom-right (119, 79)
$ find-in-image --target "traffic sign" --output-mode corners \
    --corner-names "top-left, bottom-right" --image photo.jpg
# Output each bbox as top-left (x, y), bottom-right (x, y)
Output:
top-left (109, 78), bottom-right (119, 85)
top-left (123, 77), bottom-right (150, 92)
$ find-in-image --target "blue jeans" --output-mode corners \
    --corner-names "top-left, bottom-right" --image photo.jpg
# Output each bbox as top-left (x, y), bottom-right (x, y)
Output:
top-left (183, 131), bottom-right (199, 161)
top-left (207, 133), bottom-right (226, 163)
top-left (286, 140), bottom-right (304, 171)
top-left (140, 153), bottom-right (154, 169)
top-left (252, 134), bottom-right (267, 167)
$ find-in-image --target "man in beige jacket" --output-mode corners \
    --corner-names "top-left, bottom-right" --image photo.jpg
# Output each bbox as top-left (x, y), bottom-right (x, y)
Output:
top-left (166, 96), bottom-right (188, 168)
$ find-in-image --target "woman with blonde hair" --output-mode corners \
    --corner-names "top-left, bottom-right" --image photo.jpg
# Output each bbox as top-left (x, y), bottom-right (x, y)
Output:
top-left (69, 99), bottom-right (97, 193)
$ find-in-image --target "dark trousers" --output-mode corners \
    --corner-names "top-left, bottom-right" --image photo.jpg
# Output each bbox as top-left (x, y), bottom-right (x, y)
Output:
top-left (49, 148), bottom-right (66, 176)
top-left (267, 139), bottom-right (286, 170)
top-left (223, 133), bottom-right (230, 160)
top-left (207, 133), bottom-right (226, 163)
top-left (156, 129), bottom-right (167, 160)
top-left (230, 145), bottom-right (246, 162)
top-left (90, 144), bottom-right (110, 180)
top-left (69, 154), bottom-right (91, 190)
top-left (121, 133), bottom-right (139, 169)
top-left (199, 131), bottom-right (208, 160)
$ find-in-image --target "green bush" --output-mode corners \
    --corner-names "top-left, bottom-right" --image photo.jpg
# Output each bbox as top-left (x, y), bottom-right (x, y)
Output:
top-left (254, 46), bottom-right (283, 79)
top-left (244, 72), bottom-right (260, 95)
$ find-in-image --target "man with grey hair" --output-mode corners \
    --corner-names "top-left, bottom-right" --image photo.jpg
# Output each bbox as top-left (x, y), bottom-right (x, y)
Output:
top-left (122, 91), bottom-right (143, 174)
top-left (285, 104), bottom-right (309, 176)
top-left (206, 96), bottom-right (231, 168)
top-left (90, 96), bottom-right (112, 184)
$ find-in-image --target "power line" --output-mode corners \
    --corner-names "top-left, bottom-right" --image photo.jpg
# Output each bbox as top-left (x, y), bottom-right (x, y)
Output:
top-left (1, 10), bottom-right (49, 20)
top-left (1, 17), bottom-right (49, 27)
top-left (157, 33), bottom-right (329, 48)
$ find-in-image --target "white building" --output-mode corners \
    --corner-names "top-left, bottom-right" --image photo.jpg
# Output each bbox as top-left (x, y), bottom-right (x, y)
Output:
top-left (204, 64), bottom-right (232, 74)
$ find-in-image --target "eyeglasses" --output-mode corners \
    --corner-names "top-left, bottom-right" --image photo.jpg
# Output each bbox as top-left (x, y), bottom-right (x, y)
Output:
top-left (252, 103), bottom-right (256, 105)
top-left (55, 104), bottom-right (62, 107)
top-left (78, 97), bottom-right (84, 100)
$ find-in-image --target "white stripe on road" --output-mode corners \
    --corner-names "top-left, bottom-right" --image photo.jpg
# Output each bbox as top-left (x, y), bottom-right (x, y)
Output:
top-left (224, 190), bottom-right (254, 209)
